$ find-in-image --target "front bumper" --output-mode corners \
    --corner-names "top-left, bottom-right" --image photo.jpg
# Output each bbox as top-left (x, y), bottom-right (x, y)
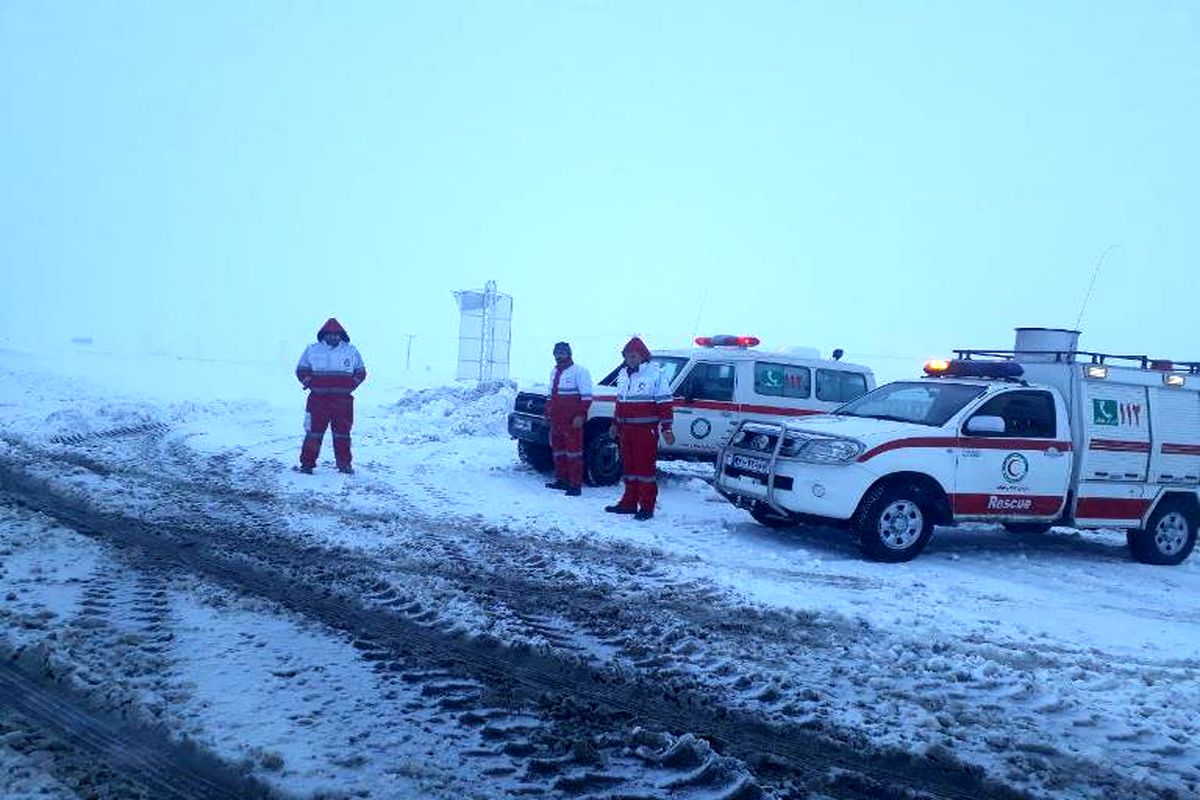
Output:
top-left (715, 448), bottom-right (873, 522)
top-left (508, 412), bottom-right (550, 444)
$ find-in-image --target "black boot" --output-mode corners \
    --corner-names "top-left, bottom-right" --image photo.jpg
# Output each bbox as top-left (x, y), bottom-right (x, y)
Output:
top-left (634, 509), bottom-right (654, 521)
top-left (545, 480), bottom-right (569, 490)
top-left (564, 486), bottom-right (581, 496)
top-left (605, 504), bottom-right (637, 514)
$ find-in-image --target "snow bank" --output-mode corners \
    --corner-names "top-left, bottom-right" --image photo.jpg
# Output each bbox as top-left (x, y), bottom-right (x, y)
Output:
top-left (388, 381), bottom-right (517, 439)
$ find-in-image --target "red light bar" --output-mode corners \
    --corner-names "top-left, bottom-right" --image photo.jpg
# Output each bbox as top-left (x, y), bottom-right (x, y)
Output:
top-left (697, 334), bottom-right (760, 348)
top-left (1150, 359), bottom-right (1174, 371)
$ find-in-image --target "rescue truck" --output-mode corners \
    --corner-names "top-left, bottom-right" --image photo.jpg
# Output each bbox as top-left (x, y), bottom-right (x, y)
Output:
top-left (715, 328), bottom-right (1200, 565)
top-left (508, 335), bottom-right (875, 485)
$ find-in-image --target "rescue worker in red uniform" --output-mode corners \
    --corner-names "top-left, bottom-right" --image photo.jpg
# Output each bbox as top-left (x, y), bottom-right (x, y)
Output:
top-left (544, 341), bottom-right (593, 496)
top-left (605, 336), bottom-right (674, 520)
top-left (295, 318), bottom-right (367, 474)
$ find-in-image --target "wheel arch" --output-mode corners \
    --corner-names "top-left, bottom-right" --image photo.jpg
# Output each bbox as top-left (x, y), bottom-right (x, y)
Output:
top-left (1146, 490), bottom-right (1200, 523)
top-left (854, 471), bottom-right (953, 525)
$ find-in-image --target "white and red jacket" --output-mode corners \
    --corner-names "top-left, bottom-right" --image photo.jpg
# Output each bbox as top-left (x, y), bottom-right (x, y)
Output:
top-left (546, 362), bottom-right (593, 422)
top-left (296, 319), bottom-right (366, 395)
top-left (615, 362), bottom-right (674, 431)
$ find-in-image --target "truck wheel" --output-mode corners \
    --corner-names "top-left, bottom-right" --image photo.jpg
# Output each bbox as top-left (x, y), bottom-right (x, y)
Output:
top-left (1002, 522), bottom-right (1053, 535)
top-left (1127, 501), bottom-right (1198, 565)
top-left (854, 484), bottom-right (934, 562)
top-left (517, 440), bottom-right (554, 473)
top-left (750, 502), bottom-right (797, 529)
top-left (584, 430), bottom-right (622, 486)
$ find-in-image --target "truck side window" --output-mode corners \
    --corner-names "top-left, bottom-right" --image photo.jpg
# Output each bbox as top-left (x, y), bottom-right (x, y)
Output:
top-left (677, 362), bottom-right (735, 402)
top-left (754, 362), bottom-right (810, 399)
top-left (816, 369), bottom-right (868, 403)
top-left (968, 391), bottom-right (1057, 438)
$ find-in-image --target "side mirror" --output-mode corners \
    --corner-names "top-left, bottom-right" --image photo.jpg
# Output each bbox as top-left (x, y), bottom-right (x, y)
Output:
top-left (965, 415), bottom-right (1006, 435)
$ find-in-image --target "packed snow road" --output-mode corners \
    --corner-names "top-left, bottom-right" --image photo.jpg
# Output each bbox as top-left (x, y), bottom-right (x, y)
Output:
top-left (1, 347), bottom-right (1199, 799)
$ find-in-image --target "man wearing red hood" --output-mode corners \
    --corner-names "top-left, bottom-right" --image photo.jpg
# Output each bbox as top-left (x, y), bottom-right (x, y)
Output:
top-left (295, 318), bottom-right (367, 474)
top-left (606, 336), bottom-right (674, 520)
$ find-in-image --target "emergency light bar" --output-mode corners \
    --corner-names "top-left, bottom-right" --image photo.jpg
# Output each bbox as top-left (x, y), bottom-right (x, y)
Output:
top-left (923, 359), bottom-right (1025, 379)
top-left (696, 335), bottom-right (760, 348)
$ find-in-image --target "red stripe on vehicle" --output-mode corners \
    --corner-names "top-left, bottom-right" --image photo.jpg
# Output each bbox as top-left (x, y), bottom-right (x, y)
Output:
top-left (739, 403), bottom-right (827, 417)
top-left (1075, 497), bottom-right (1152, 520)
top-left (951, 494), bottom-right (1064, 515)
top-left (1089, 439), bottom-right (1151, 453)
top-left (673, 398), bottom-right (829, 417)
top-left (1162, 443), bottom-right (1200, 456)
top-left (857, 438), bottom-right (1073, 463)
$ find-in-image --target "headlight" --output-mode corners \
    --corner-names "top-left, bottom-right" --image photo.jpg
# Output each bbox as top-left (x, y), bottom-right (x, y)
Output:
top-left (797, 438), bottom-right (864, 464)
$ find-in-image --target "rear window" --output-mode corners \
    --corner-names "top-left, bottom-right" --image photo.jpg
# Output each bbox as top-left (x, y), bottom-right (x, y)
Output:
top-left (754, 362), bottom-right (810, 399)
top-left (816, 369), bottom-right (869, 403)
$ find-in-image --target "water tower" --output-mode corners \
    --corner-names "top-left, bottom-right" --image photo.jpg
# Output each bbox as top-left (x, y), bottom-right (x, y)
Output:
top-left (452, 280), bottom-right (513, 381)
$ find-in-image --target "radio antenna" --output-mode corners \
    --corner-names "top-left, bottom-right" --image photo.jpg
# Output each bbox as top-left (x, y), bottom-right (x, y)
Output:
top-left (1074, 244), bottom-right (1121, 331)
top-left (690, 289), bottom-right (709, 342)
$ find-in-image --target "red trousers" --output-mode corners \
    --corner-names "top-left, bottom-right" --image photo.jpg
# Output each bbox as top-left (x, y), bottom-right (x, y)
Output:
top-left (300, 394), bottom-right (354, 468)
top-left (616, 424), bottom-right (659, 512)
top-left (549, 416), bottom-right (584, 488)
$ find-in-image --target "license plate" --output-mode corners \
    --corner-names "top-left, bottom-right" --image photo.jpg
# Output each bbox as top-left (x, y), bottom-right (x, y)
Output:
top-left (729, 453), bottom-right (769, 474)
top-left (512, 417), bottom-right (532, 432)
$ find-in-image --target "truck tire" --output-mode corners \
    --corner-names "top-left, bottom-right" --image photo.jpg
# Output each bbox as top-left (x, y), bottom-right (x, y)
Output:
top-left (584, 428), bottom-right (622, 486)
top-left (750, 502), bottom-right (798, 529)
top-left (1126, 500), bottom-right (1198, 566)
top-left (517, 440), bottom-right (554, 473)
top-left (1002, 522), bottom-right (1053, 535)
top-left (854, 483), bottom-right (934, 562)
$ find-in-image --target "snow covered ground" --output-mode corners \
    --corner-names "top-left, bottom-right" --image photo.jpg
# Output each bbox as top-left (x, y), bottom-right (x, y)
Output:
top-left (1, 342), bottom-right (1198, 799)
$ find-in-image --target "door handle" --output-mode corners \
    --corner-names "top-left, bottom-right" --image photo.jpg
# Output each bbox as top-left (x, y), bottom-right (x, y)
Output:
top-left (1045, 447), bottom-right (1065, 458)
top-left (675, 409), bottom-right (693, 415)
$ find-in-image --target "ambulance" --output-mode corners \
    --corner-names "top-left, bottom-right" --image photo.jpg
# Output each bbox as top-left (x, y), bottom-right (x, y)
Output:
top-left (715, 328), bottom-right (1200, 565)
top-left (508, 335), bottom-right (875, 485)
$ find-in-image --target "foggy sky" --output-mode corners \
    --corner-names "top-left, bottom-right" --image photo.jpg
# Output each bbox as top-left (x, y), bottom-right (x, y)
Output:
top-left (2, 1), bottom-right (1197, 386)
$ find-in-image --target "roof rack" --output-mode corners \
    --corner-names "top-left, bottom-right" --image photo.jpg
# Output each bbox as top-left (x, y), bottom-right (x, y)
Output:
top-left (953, 349), bottom-right (1200, 375)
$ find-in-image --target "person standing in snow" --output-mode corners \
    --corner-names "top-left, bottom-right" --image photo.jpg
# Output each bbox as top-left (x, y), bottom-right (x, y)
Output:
top-left (544, 341), bottom-right (593, 496)
top-left (605, 336), bottom-right (674, 520)
top-left (295, 318), bottom-right (366, 474)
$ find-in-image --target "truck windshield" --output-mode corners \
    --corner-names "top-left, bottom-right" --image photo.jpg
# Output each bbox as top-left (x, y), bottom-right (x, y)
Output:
top-left (834, 381), bottom-right (986, 427)
top-left (598, 357), bottom-right (689, 387)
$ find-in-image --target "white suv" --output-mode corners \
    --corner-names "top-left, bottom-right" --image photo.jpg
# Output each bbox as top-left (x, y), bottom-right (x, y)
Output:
top-left (508, 335), bottom-right (875, 485)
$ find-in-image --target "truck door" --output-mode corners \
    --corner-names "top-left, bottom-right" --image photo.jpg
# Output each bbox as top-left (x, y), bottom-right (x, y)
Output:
top-left (1150, 385), bottom-right (1200, 486)
top-left (1078, 381), bottom-right (1151, 481)
top-left (672, 361), bottom-right (738, 453)
top-left (955, 389), bottom-right (1073, 519)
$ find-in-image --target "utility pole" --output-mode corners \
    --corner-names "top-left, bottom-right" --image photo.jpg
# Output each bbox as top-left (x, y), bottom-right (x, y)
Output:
top-left (404, 334), bottom-right (417, 370)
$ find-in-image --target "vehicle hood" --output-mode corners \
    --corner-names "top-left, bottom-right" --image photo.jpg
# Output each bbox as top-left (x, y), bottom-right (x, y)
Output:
top-left (784, 414), bottom-right (939, 445)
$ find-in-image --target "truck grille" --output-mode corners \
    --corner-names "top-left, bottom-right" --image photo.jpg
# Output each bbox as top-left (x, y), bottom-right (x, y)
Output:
top-left (729, 423), bottom-right (782, 453)
top-left (514, 392), bottom-right (547, 416)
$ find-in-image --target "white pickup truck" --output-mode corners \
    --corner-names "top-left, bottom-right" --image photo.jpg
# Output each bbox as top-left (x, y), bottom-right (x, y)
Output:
top-left (716, 328), bottom-right (1200, 565)
top-left (509, 335), bottom-right (875, 485)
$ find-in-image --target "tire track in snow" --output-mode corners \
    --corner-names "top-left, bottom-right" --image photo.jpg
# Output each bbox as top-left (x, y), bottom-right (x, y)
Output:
top-left (0, 643), bottom-right (274, 799)
top-left (1, 458), bottom-right (1032, 800)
